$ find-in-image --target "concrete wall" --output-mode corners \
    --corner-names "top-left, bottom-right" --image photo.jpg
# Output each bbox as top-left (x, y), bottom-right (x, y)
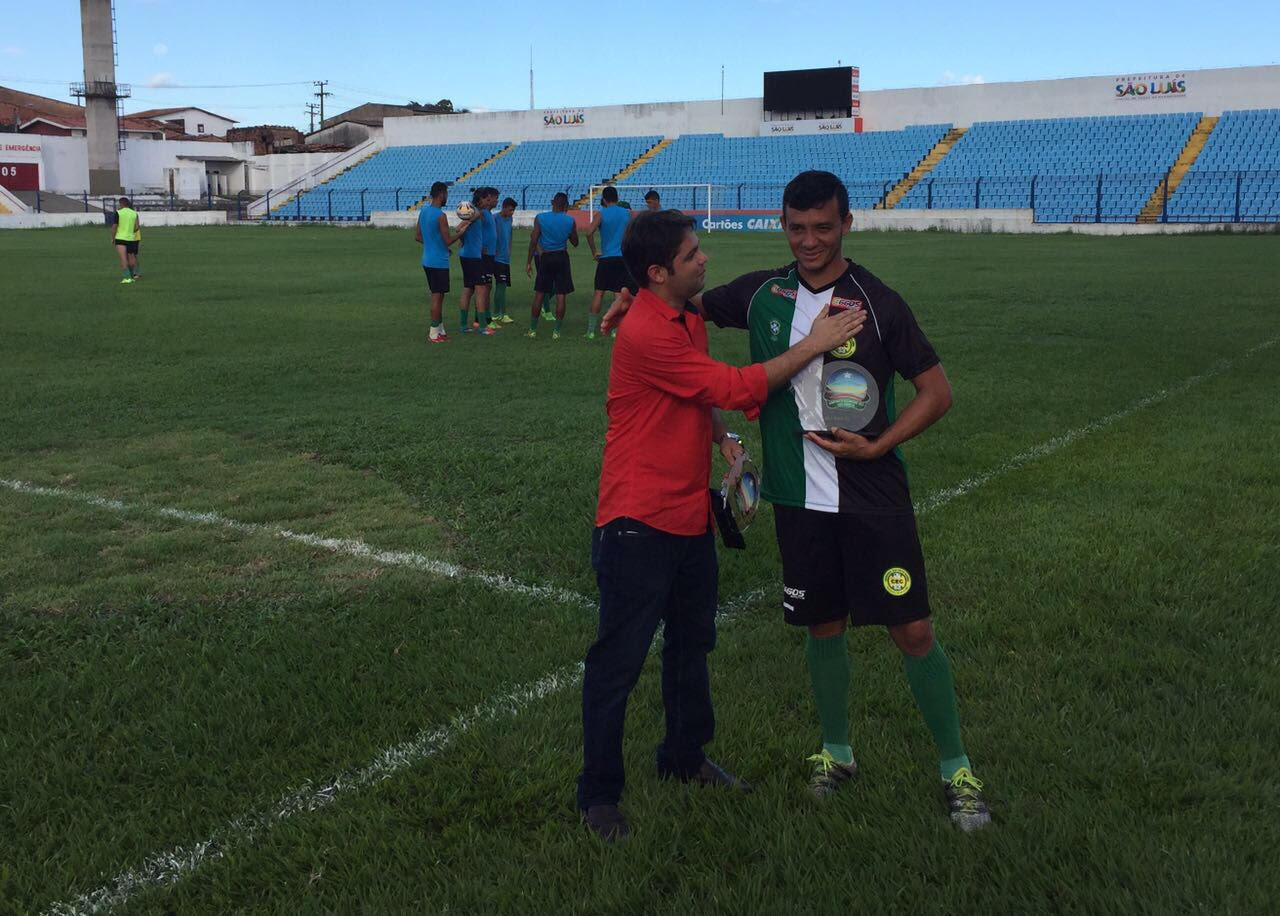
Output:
top-left (39, 136), bottom-right (90, 191)
top-left (861, 65), bottom-right (1280, 130)
top-left (384, 98), bottom-right (765, 145)
top-left (306, 122), bottom-right (382, 148)
top-left (118, 139), bottom-right (256, 197)
top-left (249, 150), bottom-right (347, 192)
top-left (0, 209), bottom-right (228, 229)
top-left (382, 65), bottom-right (1280, 144)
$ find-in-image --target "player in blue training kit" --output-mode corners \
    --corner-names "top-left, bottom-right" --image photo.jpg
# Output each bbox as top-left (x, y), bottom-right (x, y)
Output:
top-left (492, 196), bottom-right (517, 324)
top-left (584, 185), bottom-right (635, 339)
top-left (414, 181), bottom-right (478, 343)
top-left (525, 191), bottom-right (579, 339)
top-left (458, 189), bottom-right (496, 336)
top-left (478, 187), bottom-right (502, 331)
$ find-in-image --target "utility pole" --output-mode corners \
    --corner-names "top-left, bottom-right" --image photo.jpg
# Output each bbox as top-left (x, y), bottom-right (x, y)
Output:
top-left (313, 80), bottom-right (332, 125)
top-left (720, 65), bottom-right (724, 115)
top-left (304, 103), bottom-right (319, 133)
top-left (529, 47), bottom-right (534, 110)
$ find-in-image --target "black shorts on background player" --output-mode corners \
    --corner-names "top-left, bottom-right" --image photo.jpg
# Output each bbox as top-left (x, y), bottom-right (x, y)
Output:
top-left (423, 266), bottom-right (450, 294)
top-left (593, 256), bottom-right (634, 294)
top-left (534, 250), bottom-right (574, 295)
top-left (493, 261), bottom-right (511, 286)
top-left (483, 253), bottom-right (498, 284)
top-left (116, 240), bottom-right (140, 255)
top-left (461, 256), bottom-right (492, 289)
top-left (773, 504), bottom-right (930, 628)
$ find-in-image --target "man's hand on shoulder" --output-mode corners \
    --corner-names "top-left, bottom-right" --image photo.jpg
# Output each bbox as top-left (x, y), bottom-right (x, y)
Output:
top-left (803, 428), bottom-right (888, 461)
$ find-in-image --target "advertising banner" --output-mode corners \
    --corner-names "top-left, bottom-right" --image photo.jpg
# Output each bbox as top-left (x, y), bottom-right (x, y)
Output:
top-left (1114, 73), bottom-right (1187, 101)
top-left (758, 118), bottom-right (860, 136)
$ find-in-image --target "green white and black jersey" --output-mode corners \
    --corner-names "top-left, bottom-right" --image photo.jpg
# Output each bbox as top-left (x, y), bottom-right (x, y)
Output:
top-left (701, 259), bottom-right (939, 516)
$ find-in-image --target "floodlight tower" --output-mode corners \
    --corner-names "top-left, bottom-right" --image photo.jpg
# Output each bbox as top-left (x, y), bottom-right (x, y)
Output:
top-left (74, 0), bottom-right (131, 193)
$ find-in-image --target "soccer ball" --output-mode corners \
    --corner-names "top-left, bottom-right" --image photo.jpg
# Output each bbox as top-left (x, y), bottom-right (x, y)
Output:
top-left (456, 202), bottom-right (476, 220)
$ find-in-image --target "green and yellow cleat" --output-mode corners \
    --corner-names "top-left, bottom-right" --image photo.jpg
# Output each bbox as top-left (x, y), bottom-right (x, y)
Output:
top-left (806, 749), bottom-right (857, 800)
top-left (943, 767), bottom-right (991, 832)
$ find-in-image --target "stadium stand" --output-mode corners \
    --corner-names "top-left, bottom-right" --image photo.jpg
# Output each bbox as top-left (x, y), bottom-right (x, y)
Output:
top-left (1164, 109), bottom-right (1280, 222)
top-left (267, 142), bottom-right (510, 220)
top-left (456, 135), bottom-right (663, 210)
top-left (616, 126), bottom-right (952, 211)
top-left (897, 112), bottom-right (1201, 222)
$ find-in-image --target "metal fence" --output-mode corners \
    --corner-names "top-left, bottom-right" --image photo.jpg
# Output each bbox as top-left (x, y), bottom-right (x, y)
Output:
top-left (250, 170), bottom-right (1280, 225)
top-left (21, 189), bottom-right (231, 217)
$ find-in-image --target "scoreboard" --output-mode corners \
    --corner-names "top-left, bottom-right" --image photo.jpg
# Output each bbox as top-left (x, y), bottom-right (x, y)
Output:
top-left (763, 67), bottom-right (853, 115)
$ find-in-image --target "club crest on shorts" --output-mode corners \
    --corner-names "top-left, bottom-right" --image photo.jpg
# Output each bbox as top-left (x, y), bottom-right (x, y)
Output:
top-left (883, 567), bottom-right (911, 596)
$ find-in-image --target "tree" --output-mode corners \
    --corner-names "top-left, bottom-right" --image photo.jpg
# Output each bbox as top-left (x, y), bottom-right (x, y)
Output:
top-left (435, 99), bottom-right (454, 112)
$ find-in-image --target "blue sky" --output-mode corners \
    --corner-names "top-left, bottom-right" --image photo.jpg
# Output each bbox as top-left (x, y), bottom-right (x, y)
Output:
top-left (1, 0), bottom-right (1276, 130)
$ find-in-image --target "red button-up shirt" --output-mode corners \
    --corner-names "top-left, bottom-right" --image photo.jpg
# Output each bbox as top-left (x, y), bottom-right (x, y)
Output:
top-left (596, 289), bottom-right (770, 535)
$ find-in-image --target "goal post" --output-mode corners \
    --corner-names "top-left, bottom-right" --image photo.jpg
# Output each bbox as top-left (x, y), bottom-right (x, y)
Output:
top-left (588, 183), bottom-right (714, 230)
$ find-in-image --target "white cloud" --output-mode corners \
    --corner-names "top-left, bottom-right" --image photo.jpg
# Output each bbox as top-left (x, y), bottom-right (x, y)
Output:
top-left (153, 42), bottom-right (168, 56)
top-left (940, 70), bottom-right (985, 86)
top-left (1, 45), bottom-right (25, 57)
top-left (146, 72), bottom-right (175, 88)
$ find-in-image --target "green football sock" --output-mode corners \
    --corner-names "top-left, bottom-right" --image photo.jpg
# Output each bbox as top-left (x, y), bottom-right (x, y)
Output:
top-left (554, 317), bottom-right (563, 333)
top-left (587, 314), bottom-right (599, 335)
top-left (459, 309), bottom-right (469, 329)
top-left (805, 633), bottom-right (852, 764)
top-left (121, 268), bottom-right (132, 279)
top-left (530, 314), bottom-right (539, 332)
top-left (479, 310), bottom-right (490, 326)
top-left (903, 641), bottom-right (970, 780)
top-left (493, 284), bottom-right (507, 316)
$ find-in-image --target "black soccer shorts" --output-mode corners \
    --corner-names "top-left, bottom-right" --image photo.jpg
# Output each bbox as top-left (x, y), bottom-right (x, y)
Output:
top-left (423, 266), bottom-right (450, 294)
top-left (773, 503), bottom-right (931, 628)
top-left (534, 250), bottom-right (574, 295)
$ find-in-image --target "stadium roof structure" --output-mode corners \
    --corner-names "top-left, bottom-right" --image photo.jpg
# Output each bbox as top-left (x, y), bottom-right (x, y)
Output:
top-left (128, 106), bottom-right (237, 124)
top-left (0, 86), bottom-right (228, 140)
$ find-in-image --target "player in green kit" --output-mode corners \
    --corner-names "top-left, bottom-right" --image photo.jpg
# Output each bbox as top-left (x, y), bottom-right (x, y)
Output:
top-left (525, 192), bottom-right (578, 339)
top-left (601, 172), bottom-right (991, 832)
top-left (111, 197), bottom-right (141, 283)
top-left (584, 186), bottom-right (635, 339)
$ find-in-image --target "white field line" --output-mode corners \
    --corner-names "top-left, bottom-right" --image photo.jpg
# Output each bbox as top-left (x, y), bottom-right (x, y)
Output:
top-left (32, 337), bottom-right (1276, 914)
top-left (40, 586), bottom-right (768, 916)
top-left (0, 479), bottom-right (595, 612)
top-left (914, 336), bottom-right (1278, 516)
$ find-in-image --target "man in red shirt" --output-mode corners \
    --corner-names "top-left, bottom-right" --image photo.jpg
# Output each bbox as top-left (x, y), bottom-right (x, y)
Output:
top-left (578, 210), bottom-right (865, 841)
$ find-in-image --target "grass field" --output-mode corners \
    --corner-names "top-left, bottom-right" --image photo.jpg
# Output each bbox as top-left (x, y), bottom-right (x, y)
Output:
top-left (2, 223), bottom-right (1278, 914)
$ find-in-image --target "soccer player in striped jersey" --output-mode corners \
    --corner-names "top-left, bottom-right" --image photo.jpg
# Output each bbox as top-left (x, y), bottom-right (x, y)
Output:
top-left (601, 171), bottom-right (991, 831)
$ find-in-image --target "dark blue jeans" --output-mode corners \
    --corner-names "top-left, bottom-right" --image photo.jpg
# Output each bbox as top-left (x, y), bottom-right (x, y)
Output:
top-left (577, 518), bottom-right (719, 810)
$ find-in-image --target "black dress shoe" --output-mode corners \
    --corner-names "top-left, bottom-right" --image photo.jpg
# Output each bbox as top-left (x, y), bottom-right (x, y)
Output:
top-left (689, 758), bottom-right (753, 792)
top-left (581, 804), bottom-right (631, 841)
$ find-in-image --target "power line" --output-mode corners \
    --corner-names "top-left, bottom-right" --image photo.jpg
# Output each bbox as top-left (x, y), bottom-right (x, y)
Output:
top-left (313, 80), bottom-right (332, 124)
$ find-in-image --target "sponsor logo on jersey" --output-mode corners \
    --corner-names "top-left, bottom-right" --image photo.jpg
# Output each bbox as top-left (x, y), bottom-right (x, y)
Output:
top-left (883, 567), bottom-right (912, 597)
top-left (832, 297), bottom-right (862, 309)
top-left (770, 283), bottom-right (797, 300)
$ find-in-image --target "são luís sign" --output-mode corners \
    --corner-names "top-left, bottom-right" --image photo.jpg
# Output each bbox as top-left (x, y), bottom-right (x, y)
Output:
top-left (1115, 73), bottom-right (1187, 100)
